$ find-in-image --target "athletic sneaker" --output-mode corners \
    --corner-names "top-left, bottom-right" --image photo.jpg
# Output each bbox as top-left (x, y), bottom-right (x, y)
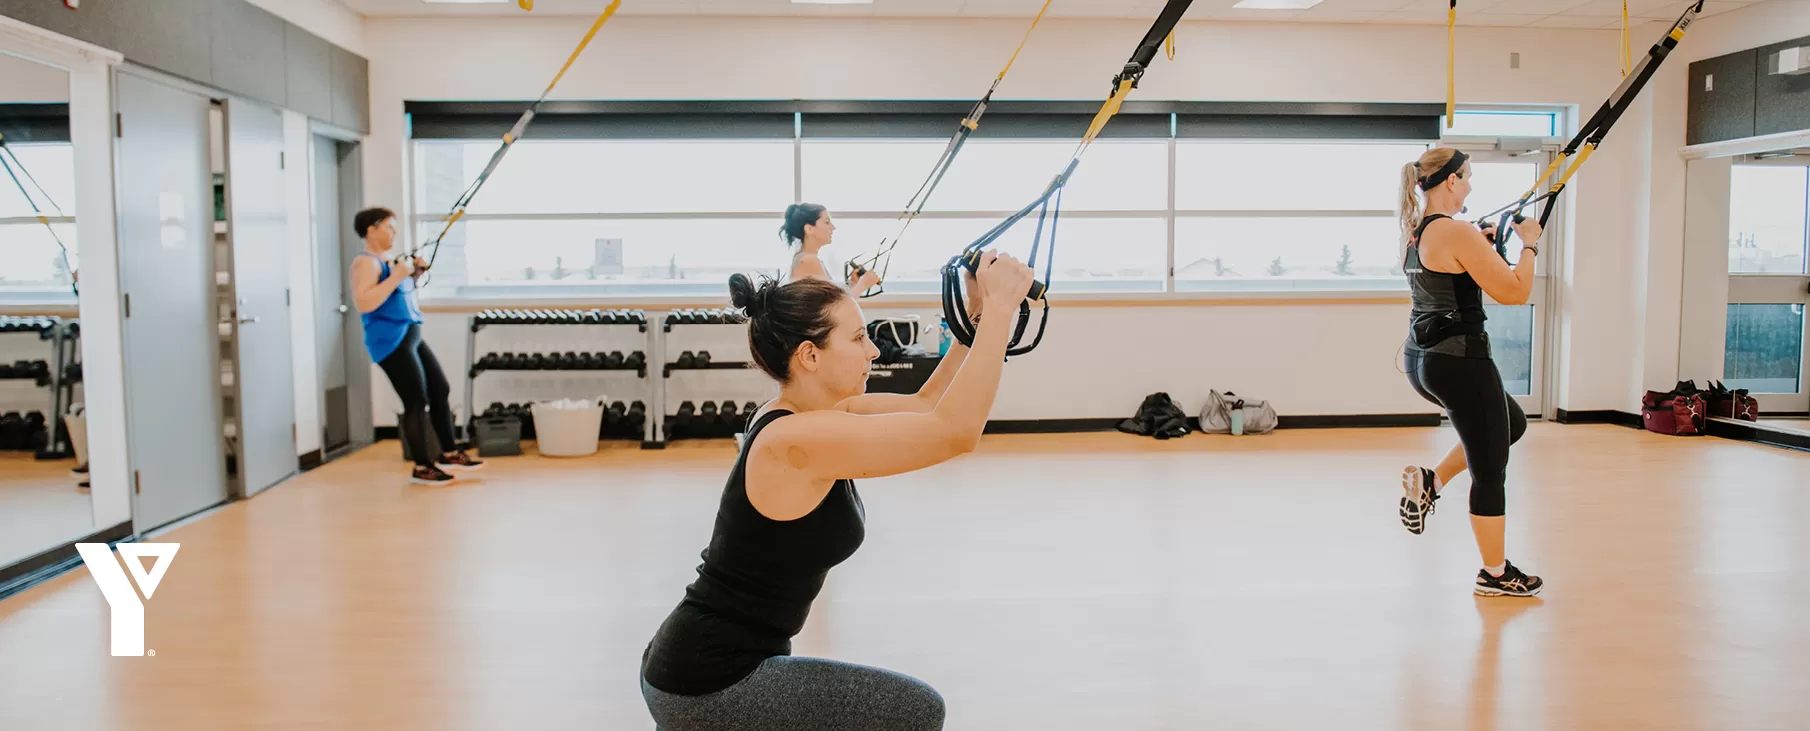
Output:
top-left (1399, 465), bottom-right (1440, 534)
top-left (76, 480), bottom-right (90, 491)
top-left (410, 465), bottom-right (458, 486)
top-left (1474, 561), bottom-right (1543, 597)
top-left (436, 451), bottom-right (486, 472)
top-left (72, 463), bottom-right (88, 476)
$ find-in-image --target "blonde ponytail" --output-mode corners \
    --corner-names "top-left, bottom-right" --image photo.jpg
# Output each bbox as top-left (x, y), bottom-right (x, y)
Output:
top-left (1399, 161), bottom-right (1423, 247)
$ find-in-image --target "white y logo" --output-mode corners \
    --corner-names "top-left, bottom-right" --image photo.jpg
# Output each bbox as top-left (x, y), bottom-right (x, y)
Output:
top-left (76, 543), bottom-right (180, 657)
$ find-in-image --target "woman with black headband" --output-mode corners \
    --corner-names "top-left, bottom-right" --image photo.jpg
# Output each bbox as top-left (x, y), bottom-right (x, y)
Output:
top-left (1396, 147), bottom-right (1545, 597)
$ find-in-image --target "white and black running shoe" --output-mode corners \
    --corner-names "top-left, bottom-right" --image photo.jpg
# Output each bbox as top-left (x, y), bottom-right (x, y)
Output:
top-left (1474, 561), bottom-right (1543, 597)
top-left (1400, 465), bottom-right (1440, 534)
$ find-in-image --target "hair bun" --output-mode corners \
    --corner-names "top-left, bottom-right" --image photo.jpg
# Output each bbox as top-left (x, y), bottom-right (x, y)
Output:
top-left (728, 272), bottom-right (778, 319)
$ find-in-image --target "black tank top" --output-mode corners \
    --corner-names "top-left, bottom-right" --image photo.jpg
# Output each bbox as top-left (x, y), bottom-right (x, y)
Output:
top-left (640, 408), bottom-right (866, 696)
top-left (1403, 214), bottom-right (1491, 359)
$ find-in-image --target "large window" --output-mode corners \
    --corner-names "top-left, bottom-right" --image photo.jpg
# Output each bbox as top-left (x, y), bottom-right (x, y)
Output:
top-left (406, 102), bottom-right (1499, 299)
top-left (0, 142), bottom-right (78, 294)
top-left (1728, 164), bottom-right (1808, 275)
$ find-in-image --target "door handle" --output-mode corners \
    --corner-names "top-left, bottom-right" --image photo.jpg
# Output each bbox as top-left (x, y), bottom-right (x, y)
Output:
top-left (337, 305), bottom-right (349, 314)
top-left (239, 316), bottom-right (261, 325)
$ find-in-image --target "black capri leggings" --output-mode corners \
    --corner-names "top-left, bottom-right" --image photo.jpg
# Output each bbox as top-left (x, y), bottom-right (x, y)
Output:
top-left (1405, 351), bottom-right (1526, 517)
top-left (377, 323), bottom-right (457, 468)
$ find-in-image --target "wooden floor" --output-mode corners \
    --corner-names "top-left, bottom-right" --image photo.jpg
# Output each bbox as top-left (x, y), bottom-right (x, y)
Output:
top-left (2, 425), bottom-right (1808, 730)
top-left (0, 452), bottom-right (90, 568)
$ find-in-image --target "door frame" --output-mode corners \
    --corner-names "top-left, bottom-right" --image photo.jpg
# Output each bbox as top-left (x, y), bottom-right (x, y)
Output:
top-left (309, 119), bottom-right (370, 459)
top-left (1441, 140), bottom-right (1562, 418)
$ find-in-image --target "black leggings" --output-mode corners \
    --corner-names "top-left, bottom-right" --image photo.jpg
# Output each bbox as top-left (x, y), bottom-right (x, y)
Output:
top-left (1405, 351), bottom-right (1526, 517)
top-left (378, 324), bottom-right (457, 468)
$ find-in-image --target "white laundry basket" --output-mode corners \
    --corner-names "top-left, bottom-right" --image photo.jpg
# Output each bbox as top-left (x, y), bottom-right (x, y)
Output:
top-left (532, 398), bottom-right (605, 457)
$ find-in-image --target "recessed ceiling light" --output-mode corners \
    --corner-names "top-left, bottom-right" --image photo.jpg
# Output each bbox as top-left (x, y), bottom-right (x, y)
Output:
top-left (1232, 0), bottom-right (1324, 8)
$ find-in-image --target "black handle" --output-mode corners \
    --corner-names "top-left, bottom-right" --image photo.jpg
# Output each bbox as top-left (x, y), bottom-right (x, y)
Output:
top-left (957, 249), bottom-right (1047, 302)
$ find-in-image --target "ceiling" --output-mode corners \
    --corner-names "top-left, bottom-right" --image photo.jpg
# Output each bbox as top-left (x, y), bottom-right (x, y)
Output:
top-left (338, 0), bottom-right (1765, 29)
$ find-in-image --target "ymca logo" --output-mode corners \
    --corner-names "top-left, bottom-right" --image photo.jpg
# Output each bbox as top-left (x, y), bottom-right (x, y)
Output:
top-left (76, 543), bottom-right (180, 657)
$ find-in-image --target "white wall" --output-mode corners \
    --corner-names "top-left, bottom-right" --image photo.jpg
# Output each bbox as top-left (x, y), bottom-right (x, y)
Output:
top-left (244, 0), bottom-right (367, 56)
top-left (1617, 1), bottom-right (1810, 412)
top-left (0, 50), bottom-right (68, 102)
top-left (358, 14), bottom-right (1648, 423)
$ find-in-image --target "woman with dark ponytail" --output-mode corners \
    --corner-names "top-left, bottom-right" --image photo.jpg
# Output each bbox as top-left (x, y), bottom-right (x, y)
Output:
top-left (781, 202), bottom-right (883, 294)
top-left (639, 251), bottom-right (1036, 730)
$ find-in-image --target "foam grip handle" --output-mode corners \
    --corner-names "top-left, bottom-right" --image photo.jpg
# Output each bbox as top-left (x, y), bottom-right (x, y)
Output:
top-left (958, 250), bottom-right (1048, 302)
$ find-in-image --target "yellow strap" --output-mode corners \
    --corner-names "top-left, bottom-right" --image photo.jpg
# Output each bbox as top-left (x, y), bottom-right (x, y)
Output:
top-left (1552, 144), bottom-right (1596, 190)
top-left (1165, 31), bottom-right (1175, 61)
top-left (519, 0), bottom-right (532, 9)
top-left (997, 0), bottom-right (1054, 81)
top-left (1446, 2), bottom-right (1456, 128)
top-left (1081, 78), bottom-right (1137, 146)
top-left (542, 0), bottom-right (622, 99)
top-left (1629, 0), bottom-right (1643, 76)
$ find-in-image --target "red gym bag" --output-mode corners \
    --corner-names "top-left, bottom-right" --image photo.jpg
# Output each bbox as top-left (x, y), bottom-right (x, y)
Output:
top-left (1642, 382), bottom-right (1707, 436)
top-left (1705, 381), bottom-right (1759, 422)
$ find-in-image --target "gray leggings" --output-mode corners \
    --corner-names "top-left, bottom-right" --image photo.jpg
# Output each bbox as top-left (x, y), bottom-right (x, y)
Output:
top-left (641, 655), bottom-right (945, 731)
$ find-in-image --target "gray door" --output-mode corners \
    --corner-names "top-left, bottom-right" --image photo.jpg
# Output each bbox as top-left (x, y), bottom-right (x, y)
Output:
top-left (114, 71), bottom-right (228, 531)
top-left (337, 142), bottom-right (374, 448)
top-left (313, 136), bottom-right (350, 452)
top-left (224, 98), bottom-right (296, 496)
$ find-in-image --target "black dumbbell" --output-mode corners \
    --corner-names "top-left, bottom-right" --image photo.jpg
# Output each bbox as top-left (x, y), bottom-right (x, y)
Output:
top-left (694, 351), bottom-right (712, 368)
top-left (476, 353), bottom-right (496, 370)
top-left (64, 362), bottom-right (82, 382)
top-left (564, 352), bottom-right (582, 369)
top-left (663, 311), bottom-right (679, 327)
top-left (485, 402), bottom-right (506, 418)
top-left (719, 400), bottom-right (739, 429)
top-left (0, 362), bottom-right (14, 379)
top-left (0, 412), bottom-right (22, 450)
top-left (606, 400), bottom-right (627, 425)
top-left (744, 401), bottom-right (760, 419)
top-left (675, 401), bottom-right (696, 426)
top-left (627, 400), bottom-right (646, 426)
top-left (604, 351), bottom-right (624, 369)
top-left (575, 352), bottom-right (596, 370)
top-left (677, 351), bottom-right (696, 369)
top-left (525, 353), bottom-right (545, 370)
top-left (626, 351), bottom-right (646, 370)
top-left (700, 401), bottom-right (719, 430)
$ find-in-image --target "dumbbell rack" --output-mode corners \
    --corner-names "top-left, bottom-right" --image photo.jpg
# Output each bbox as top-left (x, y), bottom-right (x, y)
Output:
top-left (463, 309), bottom-right (656, 448)
top-left (656, 308), bottom-right (762, 446)
top-left (0, 316), bottom-right (79, 459)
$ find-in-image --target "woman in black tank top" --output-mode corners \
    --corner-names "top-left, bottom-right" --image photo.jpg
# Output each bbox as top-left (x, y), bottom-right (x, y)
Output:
top-left (640, 252), bottom-right (1037, 730)
top-left (1396, 147), bottom-right (1549, 598)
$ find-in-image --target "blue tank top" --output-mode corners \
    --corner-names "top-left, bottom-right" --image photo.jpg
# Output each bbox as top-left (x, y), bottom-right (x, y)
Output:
top-left (358, 252), bottom-right (424, 362)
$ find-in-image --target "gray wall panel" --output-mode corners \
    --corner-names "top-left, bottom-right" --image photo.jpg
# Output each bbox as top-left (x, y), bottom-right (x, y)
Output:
top-left (1686, 50), bottom-right (1757, 145)
top-left (285, 25), bottom-right (334, 123)
top-left (330, 47), bottom-right (369, 134)
top-left (210, 0), bottom-right (288, 108)
top-left (0, 0), bottom-right (215, 86)
top-left (1755, 36), bottom-right (1810, 137)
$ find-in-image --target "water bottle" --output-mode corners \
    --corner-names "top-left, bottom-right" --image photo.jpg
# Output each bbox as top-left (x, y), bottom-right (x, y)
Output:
top-left (1230, 398), bottom-right (1245, 436)
top-left (938, 319), bottom-right (951, 356)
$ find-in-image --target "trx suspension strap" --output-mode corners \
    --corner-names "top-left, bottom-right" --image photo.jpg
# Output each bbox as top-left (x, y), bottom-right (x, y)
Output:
top-left (1475, 0), bottom-right (1703, 258)
top-left (1446, 0), bottom-right (1456, 128)
top-left (942, 0), bottom-right (1194, 357)
top-left (415, 0), bottom-right (622, 282)
top-left (0, 132), bottom-right (77, 296)
top-left (844, 0), bottom-right (1055, 297)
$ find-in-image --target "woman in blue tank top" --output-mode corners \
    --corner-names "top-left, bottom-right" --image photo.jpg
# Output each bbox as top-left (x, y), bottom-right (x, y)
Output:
top-left (347, 207), bottom-right (483, 485)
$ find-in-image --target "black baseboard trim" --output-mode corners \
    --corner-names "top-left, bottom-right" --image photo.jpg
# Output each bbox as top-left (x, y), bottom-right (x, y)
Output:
top-left (641, 441), bottom-right (665, 450)
top-left (1705, 418), bottom-right (1810, 453)
top-left (0, 521), bottom-right (135, 602)
top-left (1276, 414), bottom-right (1442, 429)
top-left (985, 418), bottom-right (1122, 434)
top-left (1554, 409), bottom-right (1643, 428)
top-left (298, 449), bottom-right (323, 471)
top-left (375, 426), bottom-right (398, 441)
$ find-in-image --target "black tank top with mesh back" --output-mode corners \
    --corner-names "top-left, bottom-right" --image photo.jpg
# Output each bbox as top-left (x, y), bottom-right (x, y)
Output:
top-left (1403, 214), bottom-right (1491, 359)
top-left (640, 408), bottom-right (866, 696)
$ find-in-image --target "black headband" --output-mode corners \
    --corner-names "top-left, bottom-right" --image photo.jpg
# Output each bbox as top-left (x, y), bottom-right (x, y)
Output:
top-left (1418, 150), bottom-right (1468, 191)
